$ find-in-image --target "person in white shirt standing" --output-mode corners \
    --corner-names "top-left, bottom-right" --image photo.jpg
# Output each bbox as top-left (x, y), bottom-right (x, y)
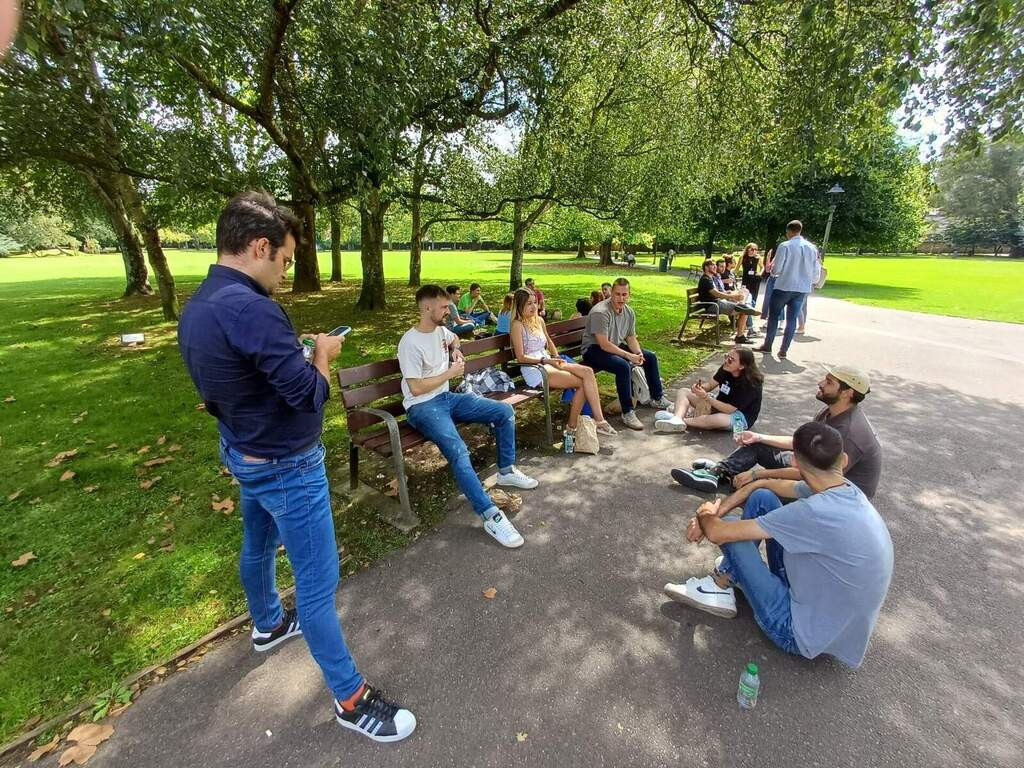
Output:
top-left (398, 285), bottom-right (539, 548)
top-left (755, 220), bottom-right (820, 359)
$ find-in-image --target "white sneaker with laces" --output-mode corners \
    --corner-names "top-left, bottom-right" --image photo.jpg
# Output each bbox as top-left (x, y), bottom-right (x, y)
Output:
top-left (654, 409), bottom-right (674, 422)
top-left (663, 576), bottom-right (737, 618)
top-left (649, 396), bottom-right (674, 410)
top-left (483, 509), bottom-right (524, 548)
top-left (654, 417), bottom-right (686, 433)
top-left (621, 411), bottom-right (644, 430)
top-left (495, 466), bottom-right (538, 489)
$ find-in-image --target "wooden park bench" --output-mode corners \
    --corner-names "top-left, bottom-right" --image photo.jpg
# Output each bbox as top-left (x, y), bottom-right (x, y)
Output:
top-left (675, 287), bottom-right (728, 347)
top-left (337, 317), bottom-right (587, 528)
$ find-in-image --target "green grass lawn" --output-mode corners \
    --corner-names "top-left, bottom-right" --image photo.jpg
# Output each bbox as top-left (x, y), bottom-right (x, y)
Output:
top-left (0, 249), bottom-right (707, 746)
top-left (818, 254), bottom-right (1024, 323)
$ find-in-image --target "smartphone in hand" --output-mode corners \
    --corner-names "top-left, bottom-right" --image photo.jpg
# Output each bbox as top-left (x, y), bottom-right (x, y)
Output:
top-left (327, 325), bottom-right (352, 337)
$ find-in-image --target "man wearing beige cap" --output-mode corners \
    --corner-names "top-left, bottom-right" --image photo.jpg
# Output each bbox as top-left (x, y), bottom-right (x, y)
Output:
top-left (671, 365), bottom-right (882, 498)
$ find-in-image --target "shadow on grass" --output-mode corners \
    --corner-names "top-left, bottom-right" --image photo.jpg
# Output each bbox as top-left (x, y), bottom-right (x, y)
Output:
top-left (819, 280), bottom-right (921, 303)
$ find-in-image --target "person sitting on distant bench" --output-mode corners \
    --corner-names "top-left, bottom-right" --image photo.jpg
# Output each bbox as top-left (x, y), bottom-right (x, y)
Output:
top-left (510, 288), bottom-right (616, 437)
top-left (458, 282), bottom-right (497, 326)
top-left (697, 260), bottom-right (759, 344)
top-left (654, 347), bottom-right (763, 434)
top-left (624, 251), bottom-right (636, 267)
top-left (445, 285), bottom-right (478, 336)
top-left (496, 292), bottom-right (514, 334)
top-left (662, 421), bottom-right (893, 670)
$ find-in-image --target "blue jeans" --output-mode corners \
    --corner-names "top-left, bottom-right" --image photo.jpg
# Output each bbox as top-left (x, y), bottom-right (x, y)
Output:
top-left (468, 310), bottom-right (491, 326)
top-left (760, 275), bottom-right (776, 321)
top-left (221, 440), bottom-right (363, 700)
top-left (717, 488), bottom-right (801, 656)
top-left (582, 345), bottom-right (664, 415)
top-left (760, 289), bottom-right (807, 354)
top-left (406, 392), bottom-right (516, 516)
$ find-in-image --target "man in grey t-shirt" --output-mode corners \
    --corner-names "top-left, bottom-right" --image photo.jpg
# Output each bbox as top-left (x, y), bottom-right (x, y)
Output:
top-left (581, 277), bottom-right (672, 430)
top-left (665, 421), bottom-right (893, 668)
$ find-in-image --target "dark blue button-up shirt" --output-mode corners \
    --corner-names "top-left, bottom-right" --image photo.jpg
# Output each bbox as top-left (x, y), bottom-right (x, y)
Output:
top-left (178, 265), bottom-right (330, 457)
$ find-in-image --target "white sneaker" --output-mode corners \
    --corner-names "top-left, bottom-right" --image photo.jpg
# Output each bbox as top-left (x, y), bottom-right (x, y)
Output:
top-left (483, 509), bottom-right (524, 548)
top-left (654, 409), bottom-right (674, 422)
top-left (663, 576), bottom-right (736, 618)
top-left (649, 397), bottom-right (674, 410)
top-left (621, 411), bottom-right (644, 430)
top-left (495, 466), bottom-right (538, 489)
top-left (654, 417), bottom-right (686, 433)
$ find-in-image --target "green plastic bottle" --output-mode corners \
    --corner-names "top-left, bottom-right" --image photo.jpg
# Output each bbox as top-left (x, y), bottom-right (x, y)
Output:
top-left (737, 662), bottom-right (760, 709)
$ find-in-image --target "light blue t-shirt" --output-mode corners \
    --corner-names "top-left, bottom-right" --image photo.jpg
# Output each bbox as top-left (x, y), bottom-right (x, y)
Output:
top-left (496, 311), bottom-right (511, 334)
top-left (759, 482), bottom-right (893, 668)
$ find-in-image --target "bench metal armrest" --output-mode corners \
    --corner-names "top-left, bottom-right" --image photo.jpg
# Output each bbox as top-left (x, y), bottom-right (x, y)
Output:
top-left (350, 406), bottom-right (414, 524)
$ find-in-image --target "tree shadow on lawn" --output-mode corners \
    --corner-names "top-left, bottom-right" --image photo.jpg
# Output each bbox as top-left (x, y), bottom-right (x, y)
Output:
top-left (819, 280), bottom-right (920, 303)
top-left (91, 366), bottom-right (1024, 768)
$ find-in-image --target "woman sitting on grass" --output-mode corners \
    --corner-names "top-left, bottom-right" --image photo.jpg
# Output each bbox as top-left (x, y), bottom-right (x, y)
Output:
top-left (509, 288), bottom-right (617, 437)
top-left (654, 347), bottom-right (763, 434)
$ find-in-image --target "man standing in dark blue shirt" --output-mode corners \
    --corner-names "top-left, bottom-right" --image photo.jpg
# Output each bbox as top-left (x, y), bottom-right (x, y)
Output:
top-left (178, 191), bottom-right (415, 743)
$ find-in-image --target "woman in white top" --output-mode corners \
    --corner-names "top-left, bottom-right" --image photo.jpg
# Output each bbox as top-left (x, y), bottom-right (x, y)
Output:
top-left (509, 288), bottom-right (616, 436)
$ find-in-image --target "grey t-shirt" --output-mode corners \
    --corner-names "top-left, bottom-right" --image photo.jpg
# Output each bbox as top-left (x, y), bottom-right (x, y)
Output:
top-left (582, 299), bottom-right (636, 352)
top-left (759, 482), bottom-right (893, 668)
top-left (814, 405), bottom-right (883, 498)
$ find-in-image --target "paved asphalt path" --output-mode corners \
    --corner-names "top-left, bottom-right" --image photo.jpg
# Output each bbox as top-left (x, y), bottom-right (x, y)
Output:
top-left (68, 298), bottom-right (1023, 768)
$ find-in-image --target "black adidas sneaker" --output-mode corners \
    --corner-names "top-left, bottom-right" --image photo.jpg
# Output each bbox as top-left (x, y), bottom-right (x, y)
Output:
top-left (335, 684), bottom-right (417, 743)
top-left (251, 608), bottom-right (302, 652)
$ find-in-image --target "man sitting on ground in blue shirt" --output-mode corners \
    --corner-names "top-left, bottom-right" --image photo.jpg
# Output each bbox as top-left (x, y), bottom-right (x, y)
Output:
top-left (663, 421), bottom-right (893, 669)
top-left (178, 191), bottom-right (415, 743)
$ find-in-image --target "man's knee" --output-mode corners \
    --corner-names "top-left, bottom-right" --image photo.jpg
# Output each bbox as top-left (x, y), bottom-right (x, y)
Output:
top-left (746, 487), bottom-right (782, 514)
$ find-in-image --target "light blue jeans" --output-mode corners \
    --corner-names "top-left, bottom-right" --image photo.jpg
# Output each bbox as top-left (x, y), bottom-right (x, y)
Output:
top-left (406, 392), bottom-right (517, 516)
top-left (717, 488), bottom-right (802, 656)
top-left (221, 440), bottom-right (364, 700)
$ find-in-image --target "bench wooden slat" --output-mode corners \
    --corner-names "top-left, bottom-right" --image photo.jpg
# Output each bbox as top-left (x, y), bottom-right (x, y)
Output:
top-left (342, 376), bottom-right (404, 409)
top-left (345, 399), bottom-right (406, 432)
top-left (338, 358), bottom-right (401, 387)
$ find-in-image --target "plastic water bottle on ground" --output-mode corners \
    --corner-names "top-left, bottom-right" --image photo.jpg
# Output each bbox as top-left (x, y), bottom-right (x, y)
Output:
top-left (731, 411), bottom-right (745, 441)
top-left (737, 662), bottom-right (759, 709)
top-left (562, 429), bottom-right (575, 454)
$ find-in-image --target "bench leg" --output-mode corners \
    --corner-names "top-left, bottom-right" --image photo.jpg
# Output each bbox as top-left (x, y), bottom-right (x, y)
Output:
top-left (349, 441), bottom-right (359, 491)
top-left (381, 427), bottom-right (418, 530)
top-left (677, 316), bottom-right (689, 341)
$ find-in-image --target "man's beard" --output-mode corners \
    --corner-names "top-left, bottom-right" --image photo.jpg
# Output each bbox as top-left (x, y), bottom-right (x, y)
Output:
top-left (816, 389), bottom-right (839, 405)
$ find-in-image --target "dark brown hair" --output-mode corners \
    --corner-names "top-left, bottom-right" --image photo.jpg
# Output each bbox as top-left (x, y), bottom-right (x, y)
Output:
top-left (216, 191), bottom-right (301, 258)
top-left (415, 284), bottom-right (448, 304)
top-left (732, 347), bottom-right (764, 388)
top-left (793, 421), bottom-right (844, 470)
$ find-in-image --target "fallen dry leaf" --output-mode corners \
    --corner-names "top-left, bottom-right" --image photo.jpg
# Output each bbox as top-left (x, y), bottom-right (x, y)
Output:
top-left (194, 403), bottom-right (206, 410)
top-left (482, 587), bottom-right (498, 599)
top-left (159, 540), bottom-right (174, 553)
top-left (67, 722), bottom-right (113, 746)
top-left (101, 608), bottom-right (111, 617)
top-left (84, 438), bottom-right (95, 445)
top-left (28, 735), bottom-right (60, 762)
top-left (211, 497), bottom-right (235, 514)
top-left (23, 714), bottom-right (43, 729)
top-left (168, 444), bottom-right (182, 452)
top-left (28, 496), bottom-right (42, 505)
top-left (218, 466), bottom-right (232, 476)
top-left (45, 449), bottom-right (79, 467)
top-left (7, 488), bottom-right (23, 501)
top-left (132, 552), bottom-right (146, 560)
top-left (169, 495), bottom-right (181, 504)
top-left (71, 411), bottom-right (88, 424)
top-left (59, 470), bottom-right (76, 482)
top-left (516, 731), bottom-right (528, 743)
top-left (12, 551), bottom-right (37, 567)
top-left (83, 485), bottom-right (99, 493)
top-left (156, 435), bottom-right (166, 446)
top-left (146, 537), bottom-right (156, 545)
top-left (384, 478), bottom-right (399, 497)
top-left (139, 476), bottom-right (162, 490)
top-left (230, 477), bottom-right (239, 486)
top-left (3, 395), bottom-right (15, 403)
top-left (136, 445), bottom-right (151, 455)
top-left (58, 743), bottom-right (97, 766)
top-left (105, 443), bottom-right (118, 450)
top-left (142, 456), bottom-right (173, 468)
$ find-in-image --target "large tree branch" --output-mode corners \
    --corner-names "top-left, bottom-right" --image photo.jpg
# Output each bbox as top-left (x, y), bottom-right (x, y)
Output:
top-left (260, 0), bottom-right (300, 117)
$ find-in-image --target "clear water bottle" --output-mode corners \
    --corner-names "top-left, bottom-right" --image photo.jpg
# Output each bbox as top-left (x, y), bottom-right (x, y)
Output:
top-left (562, 429), bottom-right (575, 454)
top-left (737, 662), bottom-right (759, 709)
top-left (731, 411), bottom-right (745, 440)
top-left (301, 338), bottom-right (316, 362)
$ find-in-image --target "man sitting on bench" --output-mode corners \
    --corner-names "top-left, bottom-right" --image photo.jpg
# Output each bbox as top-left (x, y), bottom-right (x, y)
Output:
top-left (697, 259), bottom-right (758, 344)
top-left (663, 421), bottom-right (893, 669)
top-left (398, 285), bottom-right (539, 549)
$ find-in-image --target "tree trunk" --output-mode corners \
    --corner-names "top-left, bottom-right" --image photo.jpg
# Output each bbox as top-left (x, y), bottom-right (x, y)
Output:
top-left (704, 225), bottom-right (715, 260)
top-left (291, 199), bottom-right (321, 292)
top-left (356, 187), bottom-right (388, 310)
top-left (329, 207), bottom-right (342, 282)
top-left (85, 172), bottom-right (151, 297)
top-left (576, 237), bottom-right (585, 259)
top-left (409, 194), bottom-right (423, 287)
top-left (599, 238), bottom-right (613, 265)
top-left (509, 201), bottom-right (526, 291)
top-left (121, 180), bottom-right (179, 320)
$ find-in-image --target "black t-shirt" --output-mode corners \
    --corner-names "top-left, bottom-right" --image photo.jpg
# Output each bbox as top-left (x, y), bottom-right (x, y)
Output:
top-left (698, 274), bottom-right (716, 303)
top-left (742, 256), bottom-right (760, 289)
top-left (713, 365), bottom-right (762, 426)
top-left (720, 269), bottom-right (735, 289)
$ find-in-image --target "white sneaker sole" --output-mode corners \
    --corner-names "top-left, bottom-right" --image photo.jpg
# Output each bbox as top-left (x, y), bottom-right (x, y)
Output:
top-left (336, 713), bottom-right (417, 743)
top-left (494, 476), bottom-right (539, 490)
top-left (663, 583), bottom-right (737, 618)
top-left (654, 420), bottom-right (686, 433)
top-left (483, 524), bottom-right (525, 548)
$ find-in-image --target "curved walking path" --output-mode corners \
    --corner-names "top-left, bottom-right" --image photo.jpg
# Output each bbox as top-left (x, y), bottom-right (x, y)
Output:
top-left (77, 298), bottom-right (1023, 768)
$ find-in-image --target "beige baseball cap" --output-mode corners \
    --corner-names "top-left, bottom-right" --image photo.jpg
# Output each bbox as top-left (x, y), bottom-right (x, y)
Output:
top-left (825, 365), bottom-right (871, 394)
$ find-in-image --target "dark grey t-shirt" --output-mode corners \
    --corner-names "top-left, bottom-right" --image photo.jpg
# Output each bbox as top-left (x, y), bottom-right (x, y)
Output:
top-left (760, 481), bottom-right (893, 668)
top-left (582, 299), bottom-right (636, 352)
top-left (814, 405), bottom-right (882, 498)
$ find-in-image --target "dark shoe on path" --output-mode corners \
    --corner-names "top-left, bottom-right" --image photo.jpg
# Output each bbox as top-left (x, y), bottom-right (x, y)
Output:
top-left (251, 608), bottom-right (302, 653)
top-left (671, 468), bottom-right (720, 494)
top-left (335, 684), bottom-right (417, 743)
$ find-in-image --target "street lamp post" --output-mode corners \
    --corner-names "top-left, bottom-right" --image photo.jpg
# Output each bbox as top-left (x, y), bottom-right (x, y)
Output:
top-left (820, 183), bottom-right (845, 259)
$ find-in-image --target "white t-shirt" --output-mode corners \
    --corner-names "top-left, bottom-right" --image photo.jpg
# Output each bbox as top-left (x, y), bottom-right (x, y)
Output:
top-left (398, 326), bottom-right (457, 409)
